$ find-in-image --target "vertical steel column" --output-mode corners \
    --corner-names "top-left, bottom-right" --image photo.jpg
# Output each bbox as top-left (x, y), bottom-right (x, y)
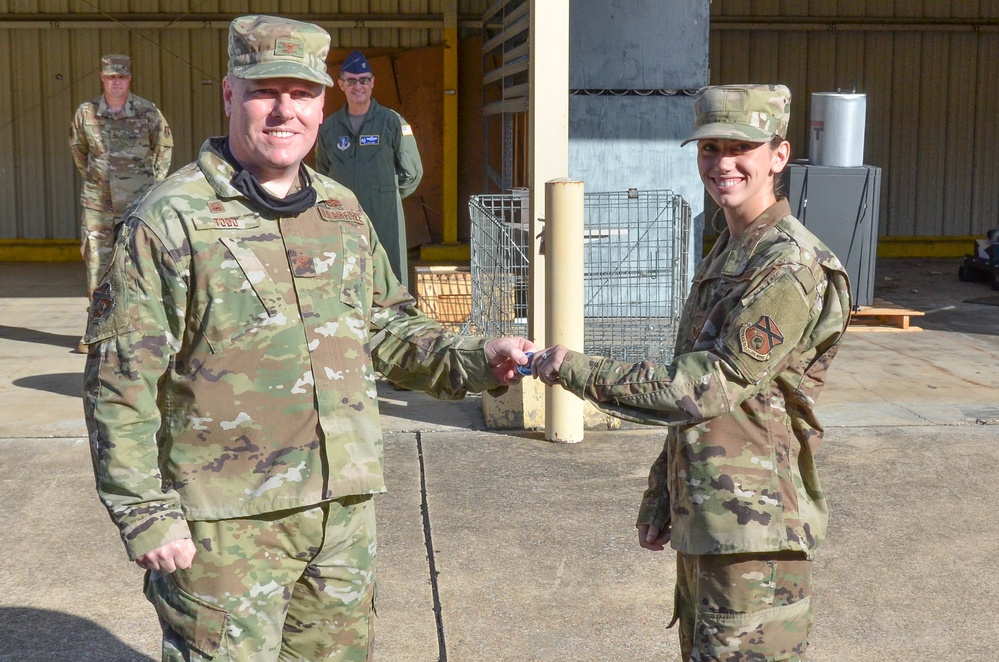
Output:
top-left (544, 178), bottom-right (584, 443)
top-left (442, 0), bottom-right (459, 244)
top-left (529, 0), bottom-right (569, 345)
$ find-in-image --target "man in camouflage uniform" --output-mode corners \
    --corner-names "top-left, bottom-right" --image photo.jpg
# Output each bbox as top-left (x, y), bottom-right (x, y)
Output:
top-left (69, 53), bottom-right (172, 299)
top-left (83, 15), bottom-right (535, 661)
top-left (316, 50), bottom-right (423, 288)
top-left (531, 85), bottom-right (852, 661)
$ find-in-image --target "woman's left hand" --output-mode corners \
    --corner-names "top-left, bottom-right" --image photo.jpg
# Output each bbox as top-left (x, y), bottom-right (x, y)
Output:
top-left (531, 345), bottom-right (570, 386)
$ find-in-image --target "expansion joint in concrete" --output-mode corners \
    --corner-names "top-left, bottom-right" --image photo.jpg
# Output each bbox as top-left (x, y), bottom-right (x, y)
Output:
top-left (416, 431), bottom-right (448, 661)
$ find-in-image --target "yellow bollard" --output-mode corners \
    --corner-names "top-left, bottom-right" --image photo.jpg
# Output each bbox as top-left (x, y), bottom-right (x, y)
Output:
top-left (544, 178), bottom-right (585, 443)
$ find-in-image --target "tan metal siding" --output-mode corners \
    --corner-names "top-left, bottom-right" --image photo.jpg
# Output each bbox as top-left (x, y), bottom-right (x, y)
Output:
top-left (972, 29), bottom-right (999, 227)
top-left (0, 3), bottom-right (487, 242)
top-left (710, 3), bottom-right (999, 238)
top-left (12, 28), bottom-right (47, 239)
top-left (0, 30), bottom-right (15, 236)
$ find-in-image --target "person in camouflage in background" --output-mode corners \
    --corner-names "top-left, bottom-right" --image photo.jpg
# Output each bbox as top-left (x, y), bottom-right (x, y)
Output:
top-left (69, 53), bottom-right (172, 301)
top-left (82, 15), bottom-right (536, 661)
top-left (530, 84), bottom-right (852, 661)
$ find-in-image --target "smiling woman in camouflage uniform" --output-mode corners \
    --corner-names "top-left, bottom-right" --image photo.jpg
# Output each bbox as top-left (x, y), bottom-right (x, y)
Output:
top-left (532, 85), bottom-right (852, 661)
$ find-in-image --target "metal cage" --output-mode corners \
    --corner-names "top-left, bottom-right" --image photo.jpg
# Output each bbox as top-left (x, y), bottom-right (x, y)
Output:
top-left (468, 188), bottom-right (691, 363)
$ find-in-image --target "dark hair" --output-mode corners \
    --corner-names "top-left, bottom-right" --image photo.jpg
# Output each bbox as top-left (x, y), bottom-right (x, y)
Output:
top-left (770, 135), bottom-right (789, 199)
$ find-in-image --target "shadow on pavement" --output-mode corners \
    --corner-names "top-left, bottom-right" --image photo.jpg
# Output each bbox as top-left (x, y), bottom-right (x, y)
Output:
top-left (12, 373), bottom-right (82, 399)
top-left (0, 325), bottom-right (80, 350)
top-left (0, 608), bottom-right (154, 662)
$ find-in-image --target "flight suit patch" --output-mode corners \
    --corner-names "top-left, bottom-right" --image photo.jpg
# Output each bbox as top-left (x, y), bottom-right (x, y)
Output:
top-left (337, 136), bottom-right (350, 150)
top-left (740, 315), bottom-right (784, 361)
top-left (359, 135), bottom-right (379, 146)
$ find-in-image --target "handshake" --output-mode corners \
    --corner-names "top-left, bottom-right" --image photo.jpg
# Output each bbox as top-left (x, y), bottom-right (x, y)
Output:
top-left (483, 338), bottom-right (568, 387)
top-left (517, 347), bottom-right (569, 386)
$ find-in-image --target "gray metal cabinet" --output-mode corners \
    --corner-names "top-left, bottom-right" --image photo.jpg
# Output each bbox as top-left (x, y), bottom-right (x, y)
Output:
top-left (786, 163), bottom-right (881, 307)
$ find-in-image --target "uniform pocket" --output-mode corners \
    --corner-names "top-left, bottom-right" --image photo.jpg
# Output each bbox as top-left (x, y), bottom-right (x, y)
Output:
top-left (696, 596), bottom-right (812, 661)
top-left (144, 570), bottom-right (228, 657)
top-left (199, 237), bottom-right (286, 353)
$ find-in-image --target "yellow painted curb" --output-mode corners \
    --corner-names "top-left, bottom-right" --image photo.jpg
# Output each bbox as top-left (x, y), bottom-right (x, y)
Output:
top-left (418, 243), bottom-right (471, 262)
top-left (0, 240), bottom-right (81, 262)
top-left (875, 236), bottom-right (978, 258)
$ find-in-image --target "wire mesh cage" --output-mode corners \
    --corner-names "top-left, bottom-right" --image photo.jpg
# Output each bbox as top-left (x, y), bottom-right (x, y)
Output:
top-left (467, 189), bottom-right (532, 338)
top-left (468, 188), bottom-right (691, 363)
top-left (582, 189), bottom-right (691, 362)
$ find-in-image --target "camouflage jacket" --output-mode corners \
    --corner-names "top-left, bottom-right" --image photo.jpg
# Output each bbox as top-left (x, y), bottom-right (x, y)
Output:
top-left (83, 138), bottom-right (500, 560)
top-left (557, 199), bottom-right (852, 558)
top-left (69, 93), bottom-right (173, 215)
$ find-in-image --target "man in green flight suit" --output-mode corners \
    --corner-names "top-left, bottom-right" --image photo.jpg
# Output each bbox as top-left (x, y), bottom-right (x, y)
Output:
top-left (316, 50), bottom-right (423, 288)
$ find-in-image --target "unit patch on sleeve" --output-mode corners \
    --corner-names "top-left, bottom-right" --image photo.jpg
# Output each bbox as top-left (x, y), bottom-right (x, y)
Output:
top-left (359, 135), bottom-right (380, 146)
top-left (90, 282), bottom-right (116, 324)
top-left (739, 315), bottom-right (784, 361)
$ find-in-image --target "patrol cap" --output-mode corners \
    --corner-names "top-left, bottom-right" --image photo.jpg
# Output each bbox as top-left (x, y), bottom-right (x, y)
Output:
top-left (340, 50), bottom-right (372, 75)
top-left (681, 84), bottom-right (791, 146)
top-left (227, 15), bottom-right (334, 87)
top-left (101, 54), bottom-right (131, 76)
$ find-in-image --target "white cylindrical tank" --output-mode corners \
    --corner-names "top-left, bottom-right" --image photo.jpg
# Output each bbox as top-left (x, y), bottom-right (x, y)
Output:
top-left (809, 92), bottom-right (867, 167)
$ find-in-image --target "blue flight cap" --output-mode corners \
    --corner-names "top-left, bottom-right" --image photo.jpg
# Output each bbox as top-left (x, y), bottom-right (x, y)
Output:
top-left (340, 50), bottom-right (371, 75)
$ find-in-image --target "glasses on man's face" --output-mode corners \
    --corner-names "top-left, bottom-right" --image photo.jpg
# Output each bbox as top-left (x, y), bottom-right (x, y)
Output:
top-left (341, 77), bottom-right (373, 87)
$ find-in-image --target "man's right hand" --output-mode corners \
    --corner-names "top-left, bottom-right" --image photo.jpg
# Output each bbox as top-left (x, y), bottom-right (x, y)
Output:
top-left (637, 523), bottom-right (671, 552)
top-left (134, 538), bottom-right (196, 573)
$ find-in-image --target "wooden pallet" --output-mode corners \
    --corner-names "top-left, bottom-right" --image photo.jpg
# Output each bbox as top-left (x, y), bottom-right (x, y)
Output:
top-left (848, 300), bottom-right (925, 332)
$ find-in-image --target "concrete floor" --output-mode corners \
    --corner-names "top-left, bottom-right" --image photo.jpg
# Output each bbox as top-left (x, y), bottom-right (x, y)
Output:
top-left (1, 257), bottom-right (998, 661)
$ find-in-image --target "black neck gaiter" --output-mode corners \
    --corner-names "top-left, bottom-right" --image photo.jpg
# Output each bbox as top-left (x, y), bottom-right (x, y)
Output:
top-left (218, 138), bottom-right (317, 216)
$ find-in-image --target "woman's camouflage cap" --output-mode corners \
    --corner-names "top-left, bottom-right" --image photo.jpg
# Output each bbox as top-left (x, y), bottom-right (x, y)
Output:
top-left (228, 15), bottom-right (334, 87)
top-left (681, 84), bottom-right (791, 146)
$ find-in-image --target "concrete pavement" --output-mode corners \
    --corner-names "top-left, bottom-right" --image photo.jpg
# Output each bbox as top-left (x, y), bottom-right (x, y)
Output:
top-left (1, 258), bottom-right (998, 661)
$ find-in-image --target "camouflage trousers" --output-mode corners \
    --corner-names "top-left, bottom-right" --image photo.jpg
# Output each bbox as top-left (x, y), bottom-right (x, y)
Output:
top-left (673, 551), bottom-right (813, 662)
top-left (144, 495), bottom-right (377, 661)
top-left (80, 206), bottom-right (117, 296)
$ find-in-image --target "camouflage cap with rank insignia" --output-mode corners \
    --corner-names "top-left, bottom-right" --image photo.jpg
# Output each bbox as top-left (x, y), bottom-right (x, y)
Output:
top-left (101, 54), bottom-right (131, 76)
top-left (227, 15), bottom-right (334, 87)
top-left (681, 84), bottom-right (791, 146)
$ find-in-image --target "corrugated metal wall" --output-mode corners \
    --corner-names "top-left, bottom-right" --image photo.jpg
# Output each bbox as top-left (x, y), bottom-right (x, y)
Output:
top-left (0, 1), bottom-right (485, 242)
top-left (710, 2), bottom-right (999, 239)
top-left (5, 3), bottom-right (997, 244)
